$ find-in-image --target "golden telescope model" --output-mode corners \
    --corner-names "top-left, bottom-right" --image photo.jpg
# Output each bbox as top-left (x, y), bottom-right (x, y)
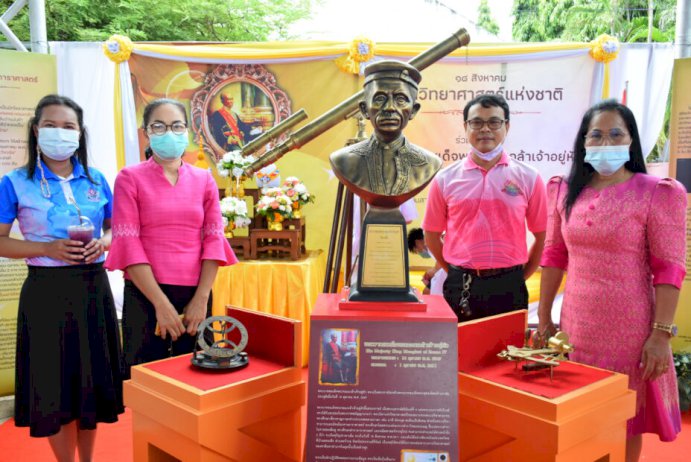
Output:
top-left (244, 27), bottom-right (471, 175)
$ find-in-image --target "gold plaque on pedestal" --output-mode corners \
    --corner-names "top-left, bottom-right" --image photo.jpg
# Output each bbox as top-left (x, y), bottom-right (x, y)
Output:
top-left (348, 206), bottom-right (418, 303)
top-left (361, 224), bottom-right (406, 288)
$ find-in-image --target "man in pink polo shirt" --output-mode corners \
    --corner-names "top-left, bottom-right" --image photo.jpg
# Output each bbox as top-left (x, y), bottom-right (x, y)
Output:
top-left (422, 94), bottom-right (547, 321)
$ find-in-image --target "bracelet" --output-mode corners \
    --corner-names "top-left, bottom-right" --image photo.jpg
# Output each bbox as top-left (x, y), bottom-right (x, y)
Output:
top-left (652, 322), bottom-right (677, 337)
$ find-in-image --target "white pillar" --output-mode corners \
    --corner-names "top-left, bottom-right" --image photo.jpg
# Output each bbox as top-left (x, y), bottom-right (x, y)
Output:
top-left (28, 0), bottom-right (47, 54)
top-left (676, 0), bottom-right (691, 58)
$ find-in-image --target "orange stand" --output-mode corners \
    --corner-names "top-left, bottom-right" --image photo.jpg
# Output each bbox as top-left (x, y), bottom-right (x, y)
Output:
top-left (457, 311), bottom-right (636, 462)
top-left (124, 307), bottom-right (305, 462)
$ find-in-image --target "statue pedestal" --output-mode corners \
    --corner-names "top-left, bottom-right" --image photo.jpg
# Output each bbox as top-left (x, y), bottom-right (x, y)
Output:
top-left (338, 286), bottom-right (427, 311)
top-left (305, 293), bottom-right (458, 460)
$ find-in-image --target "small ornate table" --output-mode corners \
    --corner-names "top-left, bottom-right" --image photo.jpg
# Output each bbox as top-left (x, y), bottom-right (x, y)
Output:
top-left (249, 217), bottom-right (306, 260)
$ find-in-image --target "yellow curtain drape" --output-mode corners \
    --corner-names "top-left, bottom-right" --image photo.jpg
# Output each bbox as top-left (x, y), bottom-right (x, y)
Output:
top-left (212, 251), bottom-right (326, 366)
top-left (113, 64), bottom-right (126, 170)
top-left (130, 41), bottom-right (591, 61)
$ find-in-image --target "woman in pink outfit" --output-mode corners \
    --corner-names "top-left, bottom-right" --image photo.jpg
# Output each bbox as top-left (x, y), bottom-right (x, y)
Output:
top-left (106, 99), bottom-right (237, 375)
top-left (538, 100), bottom-right (685, 462)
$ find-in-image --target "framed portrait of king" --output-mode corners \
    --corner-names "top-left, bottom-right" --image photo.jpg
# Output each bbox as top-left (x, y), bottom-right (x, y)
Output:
top-left (190, 64), bottom-right (292, 159)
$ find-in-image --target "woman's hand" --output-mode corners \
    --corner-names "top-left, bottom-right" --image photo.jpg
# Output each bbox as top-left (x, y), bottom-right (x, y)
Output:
top-left (44, 239), bottom-right (87, 264)
top-left (641, 330), bottom-right (672, 381)
top-left (83, 238), bottom-right (106, 264)
top-left (536, 316), bottom-right (557, 347)
top-left (154, 300), bottom-right (185, 341)
top-left (183, 295), bottom-right (208, 337)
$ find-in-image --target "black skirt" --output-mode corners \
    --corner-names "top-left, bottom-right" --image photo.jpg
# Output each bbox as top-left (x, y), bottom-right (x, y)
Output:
top-left (122, 280), bottom-right (213, 378)
top-left (14, 263), bottom-right (125, 437)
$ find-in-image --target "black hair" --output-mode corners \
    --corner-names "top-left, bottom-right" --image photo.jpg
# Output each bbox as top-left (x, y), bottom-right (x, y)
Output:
top-left (141, 98), bottom-right (188, 159)
top-left (463, 94), bottom-right (510, 121)
top-left (564, 99), bottom-right (646, 220)
top-left (26, 94), bottom-right (97, 184)
top-left (407, 227), bottom-right (424, 253)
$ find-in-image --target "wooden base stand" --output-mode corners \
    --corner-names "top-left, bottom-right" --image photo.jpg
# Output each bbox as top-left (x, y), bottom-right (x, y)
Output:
top-left (227, 236), bottom-right (251, 258)
top-left (249, 217), bottom-right (306, 260)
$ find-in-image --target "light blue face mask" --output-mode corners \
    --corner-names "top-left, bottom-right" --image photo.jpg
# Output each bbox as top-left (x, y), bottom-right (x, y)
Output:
top-left (419, 250), bottom-right (432, 259)
top-left (149, 131), bottom-right (188, 160)
top-left (584, 145), bottom-right (630, 176)
top-left (38, 127), bottom-right (80, 161)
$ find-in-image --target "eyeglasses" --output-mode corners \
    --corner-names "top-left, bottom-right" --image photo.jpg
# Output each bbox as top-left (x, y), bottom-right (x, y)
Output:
top-left (584, 129), bottom-right (630, 145)
top-left (148, 122), bottom-right (187, 135)
top-left (466, 118), bottom-right (506, 130)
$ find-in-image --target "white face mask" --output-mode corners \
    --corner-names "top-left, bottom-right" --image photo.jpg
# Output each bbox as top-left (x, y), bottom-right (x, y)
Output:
top-left (471, 143), bottom-right (504, 162)
top-left (584, 145), bottom-right (629, 176)
top-left (38, 127), bottom-right (80, 161)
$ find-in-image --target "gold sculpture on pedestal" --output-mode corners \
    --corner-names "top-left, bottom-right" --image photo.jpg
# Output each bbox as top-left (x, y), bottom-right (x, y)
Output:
top-left (329, 60), bottom-right (441, 208)
top-left (329, 60), bottom-right (441, 302)
top-left (234, 27), bottom-right (471, 299)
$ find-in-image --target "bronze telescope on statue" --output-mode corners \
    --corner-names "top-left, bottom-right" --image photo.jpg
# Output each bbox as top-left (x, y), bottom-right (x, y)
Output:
top-left (245, 27), bottom-right (471, 175)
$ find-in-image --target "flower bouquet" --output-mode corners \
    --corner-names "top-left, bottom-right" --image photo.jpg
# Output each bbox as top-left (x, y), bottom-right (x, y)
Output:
top-left (282, 176), bottom-right (315, 218)
top-left (255, 187), bottom-right (293, 231)
top-left (219, 196), bottom-right (252, 238)
top-left (217, 151), bottom-right (256, 198)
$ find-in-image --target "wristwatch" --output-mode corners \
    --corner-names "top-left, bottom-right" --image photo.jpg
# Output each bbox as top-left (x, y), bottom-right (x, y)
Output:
top-left (652, 322), bottom-right (678, 337)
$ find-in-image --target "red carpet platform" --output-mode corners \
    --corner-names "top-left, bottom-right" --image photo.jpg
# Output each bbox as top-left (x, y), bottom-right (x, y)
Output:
top-left (0, 368), bottom-right (689, 461)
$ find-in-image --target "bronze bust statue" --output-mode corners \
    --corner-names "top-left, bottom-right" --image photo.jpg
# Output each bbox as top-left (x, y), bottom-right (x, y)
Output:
top-left (329, 60), bottom-right (442, 208)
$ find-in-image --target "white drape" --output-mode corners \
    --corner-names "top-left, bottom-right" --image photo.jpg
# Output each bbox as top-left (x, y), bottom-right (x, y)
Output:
top-left (611, 43), bottom-right (675, 156)
top-left (51, 42), bottom-right (119, 187)
top-left (51, 41), bottom-right (124, 317)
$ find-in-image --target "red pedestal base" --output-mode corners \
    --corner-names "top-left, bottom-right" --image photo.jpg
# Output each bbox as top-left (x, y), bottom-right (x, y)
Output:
top-left (457, 311), bottom-right (636, 462)
top-left (337, 287), bottom-right (427, 311)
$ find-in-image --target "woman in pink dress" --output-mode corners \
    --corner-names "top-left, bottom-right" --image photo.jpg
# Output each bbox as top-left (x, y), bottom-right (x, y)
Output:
top-left (538, 100), bottom-right (685, 462)
top-left (106, 99), bottom-right (237, 375)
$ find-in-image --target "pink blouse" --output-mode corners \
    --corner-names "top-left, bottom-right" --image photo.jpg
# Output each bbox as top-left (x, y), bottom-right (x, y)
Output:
top-left (540, 174), bottom-right (686, 288)
top-left (105, 157), bottom-right (237, 286)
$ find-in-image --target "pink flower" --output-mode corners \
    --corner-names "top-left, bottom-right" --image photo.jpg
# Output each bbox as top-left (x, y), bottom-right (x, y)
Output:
top-left (270, 201), bottom-right (279, 209)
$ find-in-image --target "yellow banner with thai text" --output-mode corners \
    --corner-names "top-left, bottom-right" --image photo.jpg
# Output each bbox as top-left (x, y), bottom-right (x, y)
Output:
top-left (0, 49), bottom-right (57, 396)
top-left (668, 57), bottom-right (691, 352)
